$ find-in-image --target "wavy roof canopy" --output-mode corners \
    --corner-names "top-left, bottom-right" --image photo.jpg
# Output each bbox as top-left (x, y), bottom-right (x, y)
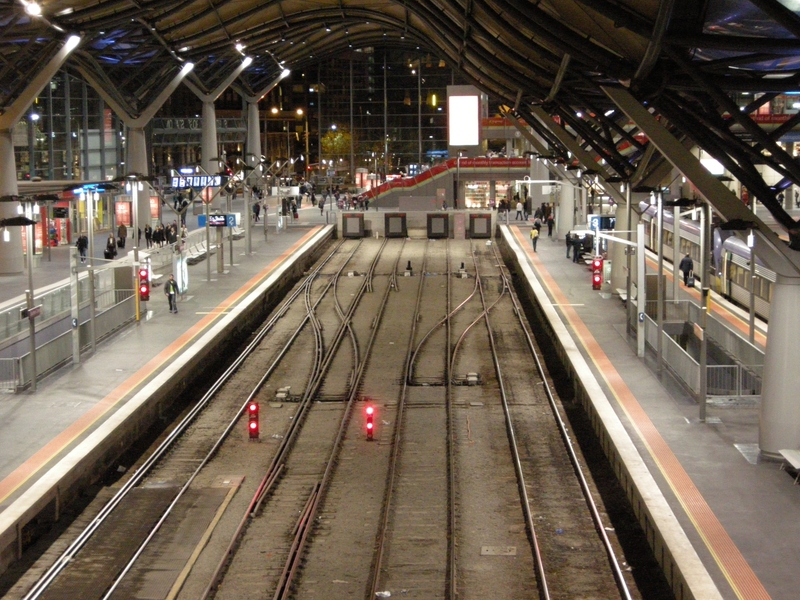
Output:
top-left (3, 0), bottom-right (800, 230)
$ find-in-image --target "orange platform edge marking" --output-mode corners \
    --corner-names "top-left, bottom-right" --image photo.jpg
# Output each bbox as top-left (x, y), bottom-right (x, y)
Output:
top-left (512, 226), bottom-right (770, 600)
top-left (0, 227), bottom-right (323, 506)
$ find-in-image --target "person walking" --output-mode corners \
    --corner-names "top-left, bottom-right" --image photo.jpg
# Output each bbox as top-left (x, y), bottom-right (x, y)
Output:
top-left (104, 234), bottom-right (117, 260)
top-left (164, 274), bottom-right (179, 313)
top-left (117, 222), bottom-right (127, 249)
top-left (515, 199), bottom-right (524, 220)
top-left (76, 234), bottom-right (88, 262)
top-left (565, 232), bottom-right (572, 259)
top-left (530, 226), bottom-right (539, 252)
top-left (546, 214), bottom-right (554, 237)
top-left (679, 253), bottom-right (694, 286)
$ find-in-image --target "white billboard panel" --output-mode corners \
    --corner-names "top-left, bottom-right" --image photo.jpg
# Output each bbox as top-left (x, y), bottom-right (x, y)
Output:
top-left (448, 95), bottom-right (480, 146)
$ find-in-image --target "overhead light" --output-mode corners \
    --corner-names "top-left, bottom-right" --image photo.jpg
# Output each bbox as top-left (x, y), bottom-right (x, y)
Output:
top-left (65, 34), bottom-right (81, 51)
top-left (23, 1), bottom-right (42, 16)
top-left (3, 228), bottom-right (9, 242)
top-left (325, 25), bottom-right (331, 32)
top-left (181, 62), bottom-right (195, 74)
top-left (242, 56), bottom-right (253, 67)
top-left (281, 68), bottom-right (290, 78)
top-left (235, 42), bottom-right (245, 52)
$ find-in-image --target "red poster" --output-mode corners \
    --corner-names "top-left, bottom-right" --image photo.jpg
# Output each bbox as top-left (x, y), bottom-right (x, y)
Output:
top-left (149, 196), bottom-right (160, 219)
top-left (115, 201), bottom-right (131, 226)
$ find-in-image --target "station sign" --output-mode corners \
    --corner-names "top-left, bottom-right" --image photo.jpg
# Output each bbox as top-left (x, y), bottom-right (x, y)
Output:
top-left (207, 214), bottom-right (236, 227)
top-left (171, 174), bottom-right (227, 189)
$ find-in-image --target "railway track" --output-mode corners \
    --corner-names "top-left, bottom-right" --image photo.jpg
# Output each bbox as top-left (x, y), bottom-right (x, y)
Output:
top-left (9, 238), bottom-right (646, 600)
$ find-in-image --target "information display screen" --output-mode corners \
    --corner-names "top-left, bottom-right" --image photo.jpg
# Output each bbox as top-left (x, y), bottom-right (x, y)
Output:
top-left (208, 214), bottom-right (228, 226)
top-left (171, 174), bottom-right (227, 189)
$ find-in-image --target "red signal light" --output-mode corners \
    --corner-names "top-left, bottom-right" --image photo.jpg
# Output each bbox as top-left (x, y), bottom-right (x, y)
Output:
top-left (365, 404), bottom-right (375, 440)
top-left (138, 267), bottom-right (150, 301)
top-left (591, 256), bottom-right (603, 290)
top-left (248, 401), bottom-right (259, 439)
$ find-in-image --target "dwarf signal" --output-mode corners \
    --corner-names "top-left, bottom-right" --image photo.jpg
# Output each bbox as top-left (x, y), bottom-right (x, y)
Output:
top-left (247, 401), bottom-right (259, 439)
top-left (365, 404), bottom-right (375, 441)
top-left (591, 257), bottom-right (603, 290)
top-left (138, 267), bottom-right (150, 301)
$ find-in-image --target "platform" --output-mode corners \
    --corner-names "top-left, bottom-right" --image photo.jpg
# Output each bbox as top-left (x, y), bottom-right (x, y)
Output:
top-left (503, 224), bottom-right (794, 600)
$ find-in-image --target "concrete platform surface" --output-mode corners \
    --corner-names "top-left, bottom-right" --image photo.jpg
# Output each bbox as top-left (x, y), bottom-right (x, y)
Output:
top-left (507, 224), bottom-right (795, 600)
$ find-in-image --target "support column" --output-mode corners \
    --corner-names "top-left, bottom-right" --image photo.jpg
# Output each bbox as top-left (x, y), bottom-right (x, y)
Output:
top-left (610, 199), bottom-right (628, 292)
top-left (556, 183), bottom-right (575, 239)
top-left (202, 100), bottom-right (219, 174)
top-left (0, 130), bottom-right (23, 273)
top-left (760, 277), bottom-right (800, 456)
top-left (246, 100), bottom-right (261, 167)
top-left (0, 35), bottom-right (81, 274)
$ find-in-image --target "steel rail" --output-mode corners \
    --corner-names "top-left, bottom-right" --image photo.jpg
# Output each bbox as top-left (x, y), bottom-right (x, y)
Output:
top-left (444, 239), bottom-right (457, 599)
top-left (21, 238), bottom-right (348, 600)
top-left (273, 239), bottom-right (403, 599)
top-left (101, 241), bottom-right (357, 599)
top-left (406, 253), bottom-right (479, 384)
top-left (199, 240), bottom-right (366, 598)
top-left (491, 245), bottom-right (633, 600)
top-left (474, 248), bottom-right (551, 600)
top-left (367, 244), bottom-right (430, 599)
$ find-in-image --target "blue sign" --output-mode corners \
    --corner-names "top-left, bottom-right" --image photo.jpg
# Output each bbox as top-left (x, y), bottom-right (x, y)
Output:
top-left (200, 214), bottom-right (236, 227)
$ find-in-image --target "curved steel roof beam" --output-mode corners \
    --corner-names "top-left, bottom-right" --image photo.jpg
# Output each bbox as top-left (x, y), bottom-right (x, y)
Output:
top-left (570, 0), bottom-right (652, 38)
top-left (479, 0), bottom-right (636, 78)
top-left (632, 0), bottom-right (674, 81)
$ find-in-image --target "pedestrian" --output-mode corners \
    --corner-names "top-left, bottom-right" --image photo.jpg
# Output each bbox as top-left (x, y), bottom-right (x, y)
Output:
top-left (572, 235), bottom-right (582, 263)
top-left (164, 274), bottom-right (179, 313)
top-left (76, 234), bottom-right (88, 262)
top-left (547, 214), bottom-right (554, 237)
top-left (253, 201), bottom-right (261, 222)
top-left (105, 234), bottom-right (117, 260)
top-left (515, 200), bottom-right (523, 220)
top-left (534, 216), bottom-right (542, 232)
top-left (530, 226), bottom-right (539, 252)
top-left (679, 253), bottom-right (694, 286)
top-left (117, 223), bottom-right (127, 249)
top-left (319, 198), bottom-right (325, 215)
top-left (145, 224), bottom-right (152, 248)
top-left (565, 232), bottom-right (572, 259)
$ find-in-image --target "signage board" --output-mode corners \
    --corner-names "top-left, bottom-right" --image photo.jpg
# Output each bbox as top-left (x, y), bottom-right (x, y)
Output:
top-left (205, 214), bottom-right (236, 227)
top-left (171, 174), bottom-right (227, 189)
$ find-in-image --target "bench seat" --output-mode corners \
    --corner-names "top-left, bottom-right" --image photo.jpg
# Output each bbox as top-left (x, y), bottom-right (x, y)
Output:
top-left (779, 449), bottom-right (800, 484)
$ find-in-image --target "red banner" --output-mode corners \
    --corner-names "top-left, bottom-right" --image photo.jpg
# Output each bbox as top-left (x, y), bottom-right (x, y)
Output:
top-left (115, 201), bottom-right (131, 226)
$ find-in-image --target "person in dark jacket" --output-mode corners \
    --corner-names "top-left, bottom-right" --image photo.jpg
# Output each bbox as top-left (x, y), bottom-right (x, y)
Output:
top-left (164, 274), bottom-right (179, 313)
top-left (679, 253), bottom-right (694, 286)
top-left (105, 234), bottom-right (117, 259)
top-left (76, 234), bottom-right (88, 262)
top-left (565, 232), bottom-right (572, 259)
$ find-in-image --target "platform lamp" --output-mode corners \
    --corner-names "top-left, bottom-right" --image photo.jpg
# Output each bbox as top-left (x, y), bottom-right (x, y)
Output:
top-left (0, 193), bottom-right (56, 391)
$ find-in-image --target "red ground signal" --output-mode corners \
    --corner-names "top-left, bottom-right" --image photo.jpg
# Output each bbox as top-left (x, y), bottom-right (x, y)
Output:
top-left (138, 267), bottom-right (150, 301)
top-left (592, 257), bottom-right (603, 290)
top-left (248, 401), bottom-right (259, 439)
top-left (366, 404), bottom-right (375, 441)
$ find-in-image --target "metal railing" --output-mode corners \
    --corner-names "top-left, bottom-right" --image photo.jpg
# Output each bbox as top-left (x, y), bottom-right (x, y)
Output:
top-left (10, 290), bottom-right (135, 391)
top-left (707, 365), bottom-right (763, 397)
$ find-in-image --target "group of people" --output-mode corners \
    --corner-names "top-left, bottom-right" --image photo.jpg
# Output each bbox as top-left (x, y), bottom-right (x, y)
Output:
top-left (144, 222), bottom-right (183, 248)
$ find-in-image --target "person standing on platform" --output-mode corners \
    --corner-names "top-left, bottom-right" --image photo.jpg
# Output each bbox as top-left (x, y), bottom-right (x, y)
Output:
top-left (565, 232), bottom-right (572, 259)
top-left (76, 235), bottom-right (88, 262)
top-left (144, 224), bottom-right (153, 248)
top-left (117, 223), bottom-right (127, 249)
top-left (572, 235), bottom-right (582, 263)
top-left (164, 274), bottom-right (179, 313)
top-left (253, 201), bottom-right (261, 222)
top-left (515, 198), bottom-right (523, 220)
top-left (679, 253), bottom-right (694, 286)
top-left (105, 234), bottom-right (117, 260)
top-left (530, 226), bottom-right (539, 252)
top-left (547, 214), bottom-right (554, 237)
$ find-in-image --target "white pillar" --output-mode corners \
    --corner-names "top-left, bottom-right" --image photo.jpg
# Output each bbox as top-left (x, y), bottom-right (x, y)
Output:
top-left (0, 129), bottom-right (23, 273)
top-left (126, 127), bottom-right (151, 225)
top-left (246, 101), bottom-right (261, 167)
top-left (609, 200), bottom-right (628, 292)
top-left (556, 184), bottom-right (575, 239)
top-left (202, 100), bottom-right (219, 174)
top-left (759, 276), bottom-right (800, 457)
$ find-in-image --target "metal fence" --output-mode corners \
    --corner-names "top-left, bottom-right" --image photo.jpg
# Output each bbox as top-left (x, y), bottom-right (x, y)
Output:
top-left (707, 364), bottom-right (763, 397)
top-left (5, 289), bottom-right (135, 392)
